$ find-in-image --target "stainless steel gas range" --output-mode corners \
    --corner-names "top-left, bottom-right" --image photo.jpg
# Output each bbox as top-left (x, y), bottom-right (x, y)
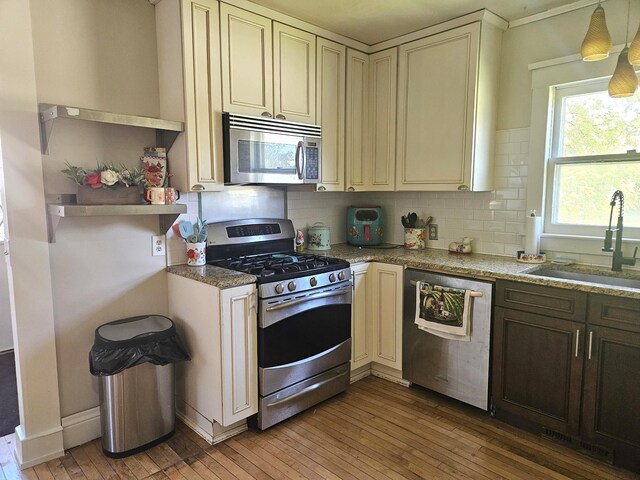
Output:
top-left (206, 218), bottom-right (351, 429)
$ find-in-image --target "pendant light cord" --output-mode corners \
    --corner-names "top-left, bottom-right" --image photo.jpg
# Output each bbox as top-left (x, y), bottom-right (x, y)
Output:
top-left (626, 0), bottom-right (631, 46)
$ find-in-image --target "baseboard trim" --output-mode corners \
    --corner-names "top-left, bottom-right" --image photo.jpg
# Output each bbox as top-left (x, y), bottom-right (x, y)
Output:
top-left (176, 399), bottom-right (247, 445)
top-left (371, 364), bottom-right (410, 386)
top-left (61, 407), bottom-right (101, 450)
top-left (13, 424), bottom-right (64, 469)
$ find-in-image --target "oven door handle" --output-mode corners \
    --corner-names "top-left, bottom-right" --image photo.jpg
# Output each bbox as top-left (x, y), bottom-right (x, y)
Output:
top-left (266, 367), bottom-right (349, 407)
top-left (265, 285), bottom-right (351, 312)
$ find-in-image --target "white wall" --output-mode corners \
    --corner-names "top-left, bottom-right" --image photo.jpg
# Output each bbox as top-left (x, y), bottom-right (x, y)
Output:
top-left (0, 253), bottom-right (12, 352)
top-left (498, 0), bottom-right (637, 129)
top-left (30, 0), bottom-right (165, 419)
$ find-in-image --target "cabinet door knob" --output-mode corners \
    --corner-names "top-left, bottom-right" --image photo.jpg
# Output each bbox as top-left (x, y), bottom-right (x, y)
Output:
top-left (261, 111), bottom-right (273, 118)
top-left (457, 184), bottom-right (470, 191)
top-left (317, 186), bottom-right (326, 191)
top-left (192, 184), bottom-right (205, 191)
top-left (275, 114), bottom-right (286, 120)
top-left (347, 187), bottom-right (355, 192)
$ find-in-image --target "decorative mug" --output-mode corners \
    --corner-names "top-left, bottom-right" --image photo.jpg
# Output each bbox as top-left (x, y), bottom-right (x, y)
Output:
top-left (145, 187), bottom-right (165, 205)
top-left (186, 242), bottom-right (206, 266)
top-left (164, 187), bottom-right (180, 205)
top-left (404, 228), bottom-right (426, 249)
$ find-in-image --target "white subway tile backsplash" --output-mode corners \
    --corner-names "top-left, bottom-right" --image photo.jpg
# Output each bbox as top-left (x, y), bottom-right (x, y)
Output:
top-left (285, 128), bottom-right (530, 257)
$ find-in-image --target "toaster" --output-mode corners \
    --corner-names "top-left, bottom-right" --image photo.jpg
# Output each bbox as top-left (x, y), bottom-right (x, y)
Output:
top-left (347, 206), bottom-right (384, 246)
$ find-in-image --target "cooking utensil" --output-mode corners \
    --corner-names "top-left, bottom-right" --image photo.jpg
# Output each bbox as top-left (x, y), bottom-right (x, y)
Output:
top-left (178, 221), bottom-right (194, 239)
top-left (408, 212), bottom-right (418, 227)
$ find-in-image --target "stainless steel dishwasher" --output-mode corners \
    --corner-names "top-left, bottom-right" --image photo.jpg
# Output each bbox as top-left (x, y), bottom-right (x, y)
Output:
top-left (402, 269), bottom-right (492, 410)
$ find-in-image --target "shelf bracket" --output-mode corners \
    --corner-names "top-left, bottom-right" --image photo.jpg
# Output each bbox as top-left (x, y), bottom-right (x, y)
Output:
top-left (159, 214), bottom-right (181, 235)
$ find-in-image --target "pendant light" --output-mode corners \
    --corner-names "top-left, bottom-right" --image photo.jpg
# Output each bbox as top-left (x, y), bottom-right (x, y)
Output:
top-left (629, 24), bottom-right (640, 65)
top-left (581, 2), bottom-right (612, 61)
top-left (608, 0), bottom-right (638, 97)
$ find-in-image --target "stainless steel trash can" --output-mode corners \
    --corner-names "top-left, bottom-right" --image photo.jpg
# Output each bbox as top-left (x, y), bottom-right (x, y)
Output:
top-left (99, 361), bottom-right (175, 457)
top-left (90, 315), bottom-right (189, 458)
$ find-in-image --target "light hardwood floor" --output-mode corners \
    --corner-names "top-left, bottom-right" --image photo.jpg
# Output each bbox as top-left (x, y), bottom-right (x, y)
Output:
top-left (0, 376), bottom-right (637, 480)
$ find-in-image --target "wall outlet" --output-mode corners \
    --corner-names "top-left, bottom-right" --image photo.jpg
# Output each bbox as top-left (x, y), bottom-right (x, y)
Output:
top-left (428, 224), bottom-right (438, 240)
top-left (152, 235), bottom-right (166, 256)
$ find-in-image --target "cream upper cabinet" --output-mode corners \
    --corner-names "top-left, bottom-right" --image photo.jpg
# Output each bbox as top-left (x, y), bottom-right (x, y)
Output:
top-left (316, 38), bottom-right (346, 192)
top-left (371, 263), bottom-right (403, 371)
top-left (220, 4), bottom-right (273, 117)
top-left (273, 23), bottom-right (316, 124)
top-left (346, 48), bottom-right (396, 192)
top-left (396, 21), bottom-right (501, 191)
top-left (220, 7), bottom-right (317, 124)
top-left (351, 263), bottom-right (372, 371)
top-left (345, 49), bottom-right (369, 192)
top-left (155, 0), bottom-right (224, 192)
top-left (367, 48), bottom-right (397, 191)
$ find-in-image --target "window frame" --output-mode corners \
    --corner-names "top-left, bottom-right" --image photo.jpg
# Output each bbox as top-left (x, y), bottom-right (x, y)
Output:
top-left (544, 78), bottom-right (640, 240)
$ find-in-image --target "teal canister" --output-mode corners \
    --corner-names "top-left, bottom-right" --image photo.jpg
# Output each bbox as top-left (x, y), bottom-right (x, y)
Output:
top-left (307, 223), bottom-right (331, 250)
top-left (347, 206), bottom-right (384, 246)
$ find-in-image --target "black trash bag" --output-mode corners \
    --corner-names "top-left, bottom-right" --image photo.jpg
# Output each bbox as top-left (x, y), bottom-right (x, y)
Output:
top-left (89, 315), bottom-right (190, 376)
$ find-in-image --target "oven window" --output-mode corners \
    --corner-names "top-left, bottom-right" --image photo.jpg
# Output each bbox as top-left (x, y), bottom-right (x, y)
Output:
top-left (238, 140), bottom-right (296, 173)
top-left (259, 304), bottom-right (351, 367)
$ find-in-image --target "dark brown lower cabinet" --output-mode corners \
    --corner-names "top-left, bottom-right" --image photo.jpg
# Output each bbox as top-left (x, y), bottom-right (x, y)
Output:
top-left (492, 306), bottom-right (584, 435)
top-left (493, 281), bottom-right (640, 473)
top-left (581, 325), bottom-right (640, 473)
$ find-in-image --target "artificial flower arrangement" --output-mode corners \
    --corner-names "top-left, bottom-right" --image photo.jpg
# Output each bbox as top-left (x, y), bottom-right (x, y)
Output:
top-left (62, 162), bottom-right (144, 189)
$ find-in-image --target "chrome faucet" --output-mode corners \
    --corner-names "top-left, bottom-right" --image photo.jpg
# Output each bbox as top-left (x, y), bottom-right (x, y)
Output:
top-left (602, 190), bottom-right (638, 271)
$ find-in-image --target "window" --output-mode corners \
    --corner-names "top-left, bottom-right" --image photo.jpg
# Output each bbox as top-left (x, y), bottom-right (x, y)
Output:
top-left (546, 78), bottom-right (640, 238)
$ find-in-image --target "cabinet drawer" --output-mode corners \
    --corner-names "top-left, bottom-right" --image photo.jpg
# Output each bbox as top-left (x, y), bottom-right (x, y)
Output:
top-left (588, 294), bottom-right (640, 332)
top-left (496, 280), bottom-right (587, 322)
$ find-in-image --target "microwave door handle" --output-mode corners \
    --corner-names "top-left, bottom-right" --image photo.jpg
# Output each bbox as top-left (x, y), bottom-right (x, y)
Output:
top-left (295, 141), bottom-right (304, 179)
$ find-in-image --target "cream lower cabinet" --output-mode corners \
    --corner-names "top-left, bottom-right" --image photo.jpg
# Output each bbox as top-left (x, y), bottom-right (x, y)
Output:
top-left (168, 274), bottom-right (257, 441)
top-left (350, 262), bottom-right (403, 374)
top-left (370, 263), bottom-right (403, 370)
top-left (316, 38), bottom-right (346, 192)
top-left (396, 21), bottom-right (502, 191)
top-left (156, 0), bottom-right (225, 192)
top-left (351, 263), bottom-right (373, 370)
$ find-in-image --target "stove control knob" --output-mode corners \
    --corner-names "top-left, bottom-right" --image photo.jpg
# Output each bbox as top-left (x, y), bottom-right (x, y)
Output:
top-left (338, 271), bottom-right (346, 281)
top-left (329, 273), bottom-right (336, 283)
top-left (288, 281), bottom-right (297, 291)
top-left (310, 277), bottom-right (318, 287)
top-left (275, 283), bottom-right (285, 294)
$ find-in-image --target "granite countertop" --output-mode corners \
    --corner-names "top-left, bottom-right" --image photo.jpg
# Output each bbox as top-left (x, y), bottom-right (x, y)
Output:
top-left (321, 244), bottom-right (640, 300)
top-left (167, 264), bottom-right (256, 289)
top-left (167, 244), bottom-right (640, 299)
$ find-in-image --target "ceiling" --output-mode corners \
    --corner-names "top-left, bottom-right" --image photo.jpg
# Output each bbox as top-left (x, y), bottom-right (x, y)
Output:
top-left (246, 0), bottom-right (583, 44)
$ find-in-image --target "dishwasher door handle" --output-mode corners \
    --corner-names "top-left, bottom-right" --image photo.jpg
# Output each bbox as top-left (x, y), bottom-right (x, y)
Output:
top-left (408, 280), bottom-right (483, 297)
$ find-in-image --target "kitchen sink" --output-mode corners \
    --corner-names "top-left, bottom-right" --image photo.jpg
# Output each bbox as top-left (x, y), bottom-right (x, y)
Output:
top-left (529, 268), bottom-right (640, 289)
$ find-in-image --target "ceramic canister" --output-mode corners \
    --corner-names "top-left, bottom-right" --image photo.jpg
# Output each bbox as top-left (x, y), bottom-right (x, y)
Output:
top-left (307, 222), bottom-right (331, 250)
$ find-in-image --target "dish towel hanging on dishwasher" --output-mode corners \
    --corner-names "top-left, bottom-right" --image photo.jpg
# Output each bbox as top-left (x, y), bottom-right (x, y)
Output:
top-left (414, 281), bottom-right (472, 341)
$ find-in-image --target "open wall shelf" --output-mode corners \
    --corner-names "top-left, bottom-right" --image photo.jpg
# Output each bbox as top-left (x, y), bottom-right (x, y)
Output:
top-left (38, 103), bottom-right (184, 154)
top-left (47, 203), bottom-right (187, 242)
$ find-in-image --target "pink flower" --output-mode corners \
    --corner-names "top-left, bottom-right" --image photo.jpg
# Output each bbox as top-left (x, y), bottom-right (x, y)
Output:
top-left (187, 249), bottom-right (196, 259)
top-left (84, 172), bottom-right (102, 189)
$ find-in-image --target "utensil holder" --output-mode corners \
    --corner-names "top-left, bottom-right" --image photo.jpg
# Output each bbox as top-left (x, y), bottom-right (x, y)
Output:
top-left (186, 242), bottom-right (206, 266)
top-left (404, 228), bottom-right (426, 249)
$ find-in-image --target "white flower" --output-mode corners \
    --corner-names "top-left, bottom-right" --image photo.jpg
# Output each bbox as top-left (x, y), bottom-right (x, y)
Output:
top-left (101, 169), bottom-right (118, 186)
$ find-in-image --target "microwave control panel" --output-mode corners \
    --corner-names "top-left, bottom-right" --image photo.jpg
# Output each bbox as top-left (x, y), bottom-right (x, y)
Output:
top-left (305, 146), bottom-right (319, 180)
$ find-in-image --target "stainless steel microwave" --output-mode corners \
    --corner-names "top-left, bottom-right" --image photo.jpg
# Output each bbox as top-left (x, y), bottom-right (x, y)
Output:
top-left (223, 113), bottom-right (321, 185)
